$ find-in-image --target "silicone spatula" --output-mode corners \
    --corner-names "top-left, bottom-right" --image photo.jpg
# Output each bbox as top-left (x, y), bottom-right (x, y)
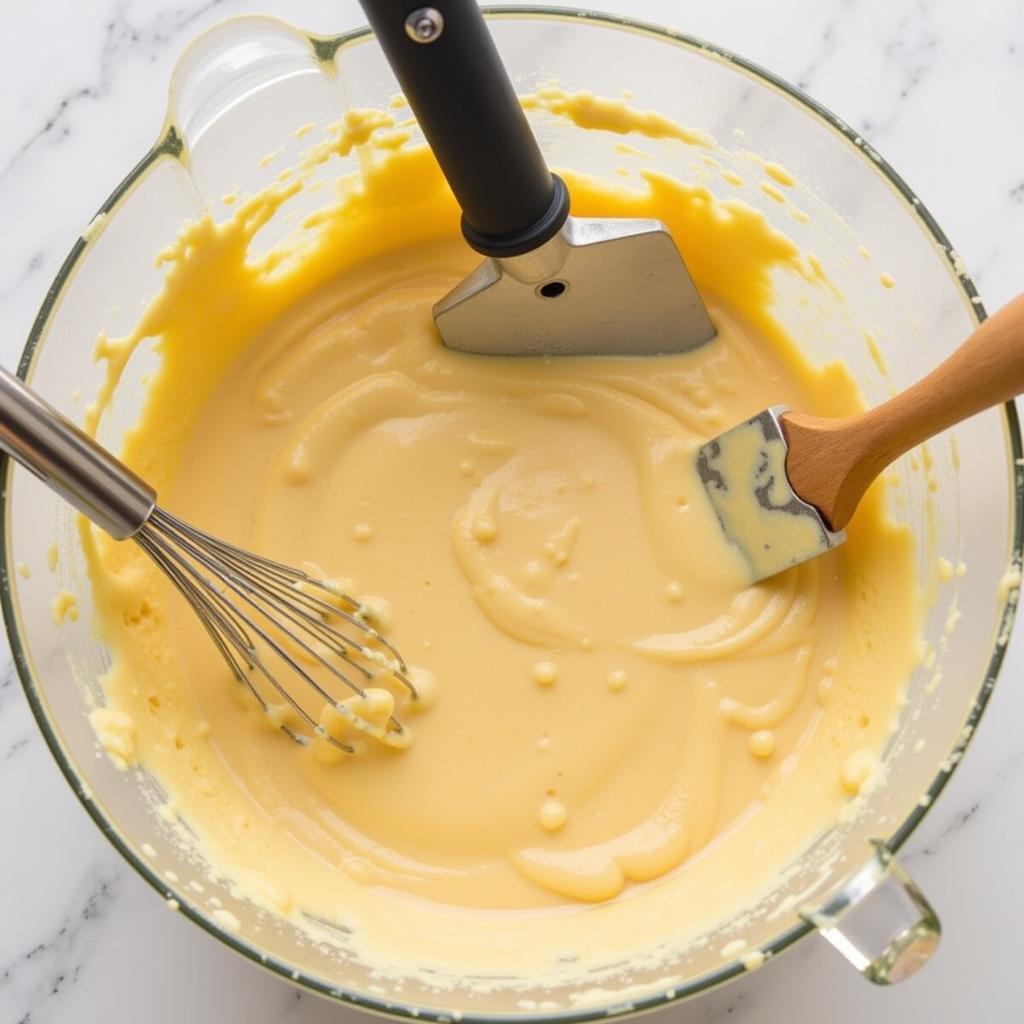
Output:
top-left (696, 294), bottom-right (1024, 583)
top-left (358, 0), bottom-right (716, 357)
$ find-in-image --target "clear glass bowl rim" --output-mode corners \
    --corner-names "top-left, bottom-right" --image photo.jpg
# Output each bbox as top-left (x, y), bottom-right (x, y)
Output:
top-left (3, 6), bottom-right (1021, 1021)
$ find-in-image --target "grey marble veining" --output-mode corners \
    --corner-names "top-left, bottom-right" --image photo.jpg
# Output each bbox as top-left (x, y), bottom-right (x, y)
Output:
top-left (1, 2), bottom-right (1023, 1022)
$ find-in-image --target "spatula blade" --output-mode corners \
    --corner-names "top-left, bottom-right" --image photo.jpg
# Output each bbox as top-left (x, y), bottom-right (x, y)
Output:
top-left (696, 406), bottom-right (845, 583)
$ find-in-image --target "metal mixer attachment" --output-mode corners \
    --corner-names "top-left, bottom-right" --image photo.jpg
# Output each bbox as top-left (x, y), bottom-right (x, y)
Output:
top-left (360, 0), bottom-right (716, 357)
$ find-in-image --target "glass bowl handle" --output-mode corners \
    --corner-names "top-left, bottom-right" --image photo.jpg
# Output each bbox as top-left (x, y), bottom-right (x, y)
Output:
top-left (803, 839), bottom-right (941, 984)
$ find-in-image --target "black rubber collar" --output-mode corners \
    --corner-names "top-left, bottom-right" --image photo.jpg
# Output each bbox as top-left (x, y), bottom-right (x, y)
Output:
top-left (461, 174), bottom-right (570, 258)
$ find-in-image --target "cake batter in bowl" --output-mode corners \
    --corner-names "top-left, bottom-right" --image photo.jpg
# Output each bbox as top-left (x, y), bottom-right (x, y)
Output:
top-left (4, 9), bottom-right (1020, 1018)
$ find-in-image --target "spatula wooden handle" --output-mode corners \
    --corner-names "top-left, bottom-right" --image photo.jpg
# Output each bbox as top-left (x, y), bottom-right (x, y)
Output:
top-left (782, 293), bottom-right (1024, 530)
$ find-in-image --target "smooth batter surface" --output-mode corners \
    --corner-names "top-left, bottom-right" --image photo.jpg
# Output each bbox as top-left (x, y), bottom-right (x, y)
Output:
top-left (82, 96), bottom-right (920, 980)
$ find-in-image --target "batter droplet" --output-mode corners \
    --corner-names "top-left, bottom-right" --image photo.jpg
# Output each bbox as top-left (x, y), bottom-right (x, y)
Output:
top-left (532, 662), bottom-right (558, 687)
top-left (748, 730), bottom-right (775, 758)
top-left (539, 798), bottom-right (567, 831)
top-left (841, 749), bottom-right (879, 795)
top-left (357, 595), bottom-right (393, 632)
top-left (407, 666), bottom-right (438, 712)
top-left (607, 670), bottom-right (628, 692)
top-left (472, 516), bottom-right (498, 543)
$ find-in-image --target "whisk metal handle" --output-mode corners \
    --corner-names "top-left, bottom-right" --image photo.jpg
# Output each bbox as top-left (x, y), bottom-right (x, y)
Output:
top-left (0, 366), bottom-right (155, 540)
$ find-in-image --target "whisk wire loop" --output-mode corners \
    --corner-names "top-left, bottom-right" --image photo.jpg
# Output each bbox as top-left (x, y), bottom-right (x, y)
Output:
top-left (135, 507), bottom-right (413, 753)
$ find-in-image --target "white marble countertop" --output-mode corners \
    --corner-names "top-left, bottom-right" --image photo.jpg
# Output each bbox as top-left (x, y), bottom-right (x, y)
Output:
top-left (2, 1), bottom-right (1023, 1021)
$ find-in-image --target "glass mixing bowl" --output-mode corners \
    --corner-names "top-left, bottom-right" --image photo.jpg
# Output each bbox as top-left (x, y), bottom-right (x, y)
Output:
top-left (3, 7), bottom-right (1020, 1019)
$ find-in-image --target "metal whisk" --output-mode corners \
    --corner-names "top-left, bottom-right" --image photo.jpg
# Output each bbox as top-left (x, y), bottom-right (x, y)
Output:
top-left (0, 366), bottom-right (415, 754)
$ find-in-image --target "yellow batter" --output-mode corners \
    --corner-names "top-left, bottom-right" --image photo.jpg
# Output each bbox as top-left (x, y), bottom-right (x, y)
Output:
top-left (82, 95), bottom-right (919, 980)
